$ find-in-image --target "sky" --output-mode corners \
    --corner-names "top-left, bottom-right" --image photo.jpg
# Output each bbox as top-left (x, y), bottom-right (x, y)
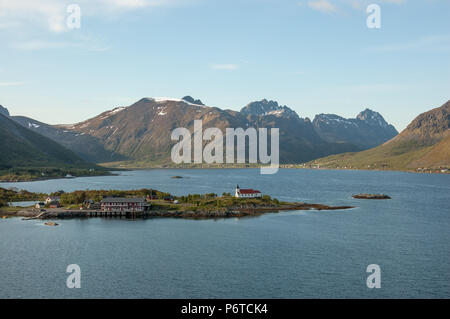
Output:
top-left (0, 0), bottom-right (449, 131)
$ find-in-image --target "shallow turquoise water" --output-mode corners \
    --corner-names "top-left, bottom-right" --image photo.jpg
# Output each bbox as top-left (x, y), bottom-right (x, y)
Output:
top-left (0, 169), bottom-right (449, 298)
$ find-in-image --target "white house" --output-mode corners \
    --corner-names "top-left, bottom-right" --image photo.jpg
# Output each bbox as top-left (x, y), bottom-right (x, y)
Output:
top-left (45, 196), bottom-right (60, 204)
top-left (235, 185), bottom-right (262, 198)
top-left (35, 202), bottom-right (46, 209)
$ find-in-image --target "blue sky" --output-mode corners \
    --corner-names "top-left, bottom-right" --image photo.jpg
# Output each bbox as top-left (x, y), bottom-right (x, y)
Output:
top-left (0, 0), bottom-right (449, 131)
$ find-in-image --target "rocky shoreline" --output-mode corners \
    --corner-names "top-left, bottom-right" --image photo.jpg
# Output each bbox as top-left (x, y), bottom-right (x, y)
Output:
top-left (1, 203), bottom-right (355, 220)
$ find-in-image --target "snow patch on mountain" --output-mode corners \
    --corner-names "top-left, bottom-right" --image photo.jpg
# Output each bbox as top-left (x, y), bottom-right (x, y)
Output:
top-left (99, 107), bottom-right (126, 120)
top-left (150, 97), bottom-right (208, 108)
top-left (28, 122), bottom-right (40, 128)
top-left (241, 99), bottom-right (299, 119)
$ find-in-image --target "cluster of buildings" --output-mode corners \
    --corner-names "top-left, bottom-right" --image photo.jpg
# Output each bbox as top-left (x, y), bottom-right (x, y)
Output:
top-left (35, 196), bottom-right (61, 209)
top-left (92, 185), bottom-right (263, 212)
top-left (99, 185), bottom-right (263, 212)
top-left (33, 185), bottom-right (263, 212)
top-left (416, 167), bottom-right (449, 173)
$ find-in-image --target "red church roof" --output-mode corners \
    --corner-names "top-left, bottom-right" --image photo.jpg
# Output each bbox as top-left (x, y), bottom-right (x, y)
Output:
top-left (239, 189), bottom-right (261, 194)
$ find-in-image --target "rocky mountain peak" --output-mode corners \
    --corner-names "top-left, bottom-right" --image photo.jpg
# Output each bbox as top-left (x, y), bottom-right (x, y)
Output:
top-left (182, 96), bottom-right (205, 106)
top-left (240, 99), bottom-right (299, 119)
top-left (356, 108), bottom-right (389, 127)
top-left (400, 100), bottom-right (449, 143)
top-left (313, 109), bottom-right (398, 150)
top-left (314, 113), bottom-right (350, 124)
top-left (0, 105), bottom-right (10, 117)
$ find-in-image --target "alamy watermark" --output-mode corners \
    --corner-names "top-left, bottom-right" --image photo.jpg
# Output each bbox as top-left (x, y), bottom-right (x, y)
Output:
top-left (66, 264), bottom-right (81, 288)
top-left (366, 4), bottom-right (381, 29)
top-left (366, 264), bottom-right (381, 289)
top-left (63, 3), bottom-right (380, 31)
top-left (66, 4), bottom-right (81, 30)
top-left (171, 120), bottom-right (279, 174)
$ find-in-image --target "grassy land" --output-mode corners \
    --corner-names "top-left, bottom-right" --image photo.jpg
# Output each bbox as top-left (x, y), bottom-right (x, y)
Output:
top-left (0, 166), bottom-right (112, 182)
top-left (303, 137), bottom-right (450, 173)
top-left (150, 194), bottom-right (285, 212)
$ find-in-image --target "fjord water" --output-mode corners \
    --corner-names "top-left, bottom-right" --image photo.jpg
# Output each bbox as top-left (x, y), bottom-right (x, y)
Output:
top-left (0, 169), bottom-right (449, 298)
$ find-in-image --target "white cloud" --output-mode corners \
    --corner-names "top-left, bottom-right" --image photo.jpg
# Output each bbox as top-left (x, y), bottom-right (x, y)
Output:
top-left (381, 0), bottom-right (406, 3)
top-left (0, 0), bottom-right (66, 32)
top-left (11, 40), bottom-right (76, 51)
top-left (88, 46), bottom-right (112, 52)
top-left (11, 33), bottom-right (113, 51)
top-left (104, 0), bottom-right (149, 8)
top-left (0, 21), bottom-right (21, 29)
top-left (0, 0), bottom-right (191, 32)
top-left (307, 0), bottom-right (338, 13)
top-left (344, 0), bottom-right (407, 10)
top-left (367, 35), bottom-right (450, 53)
top-left (211, 64), bottom-right (239, 71)
top-left (304, 0), bottom-right (407, 13)
top-left (0, 82), bottom-right (25, 87)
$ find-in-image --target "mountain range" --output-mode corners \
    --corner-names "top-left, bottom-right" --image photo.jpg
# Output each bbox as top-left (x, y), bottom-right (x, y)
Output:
top-left (313, 109), bottom-right (398, 149)
top-left (308, 100), bottom-right (450, 171)
top-left (0, 110), bottom-right (93, 170)
top-left (4, 97), bottom-right (399, 166)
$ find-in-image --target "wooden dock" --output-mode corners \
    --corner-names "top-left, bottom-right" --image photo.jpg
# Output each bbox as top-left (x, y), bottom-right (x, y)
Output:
top-left (86, 210), bottom-right (142, 218)
top-left (22, 209), bottom-right (149, 219)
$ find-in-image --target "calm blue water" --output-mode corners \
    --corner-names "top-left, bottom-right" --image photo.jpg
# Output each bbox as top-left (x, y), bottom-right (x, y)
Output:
top-left (8, 201), bottom-right (37, 207)
top-left (0, 169), bottom-right (449, 298)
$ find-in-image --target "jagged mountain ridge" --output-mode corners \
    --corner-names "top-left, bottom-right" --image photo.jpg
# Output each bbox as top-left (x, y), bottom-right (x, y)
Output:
top-left (240, 99), bottom-right (299, 119)
top-left (182, 96), bottom-right (205, 106)
top-left (8, 97), bottom-right (398, 165)
top-left (47, 97), bottom-right (361, 164)
top-left (313, 109), bottom-right (398, 149)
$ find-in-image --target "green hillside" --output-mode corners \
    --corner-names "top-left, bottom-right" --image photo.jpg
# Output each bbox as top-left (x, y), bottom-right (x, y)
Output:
top-left (0, 114), bottom-right (107, 181)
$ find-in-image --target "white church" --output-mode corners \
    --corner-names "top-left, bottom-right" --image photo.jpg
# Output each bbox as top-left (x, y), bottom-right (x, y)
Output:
top-left (235, 185), bottom-right (262, 198)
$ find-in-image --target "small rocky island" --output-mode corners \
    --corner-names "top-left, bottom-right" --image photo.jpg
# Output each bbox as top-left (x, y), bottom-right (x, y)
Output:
top-left (1, 187), bottom-right (355, 220)
top-left (352, 193), bottom-right (391, 199)
top-left (44, 222), bottom-right (59, 226)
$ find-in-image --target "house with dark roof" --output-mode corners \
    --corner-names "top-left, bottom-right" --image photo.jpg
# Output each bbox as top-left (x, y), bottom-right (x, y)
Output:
top-left (35, 202), bottom-right (46, 209)
top-left (100, 197), bottom-right (150, 213)
top-left (235, 185), bottom-right (262, 198)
